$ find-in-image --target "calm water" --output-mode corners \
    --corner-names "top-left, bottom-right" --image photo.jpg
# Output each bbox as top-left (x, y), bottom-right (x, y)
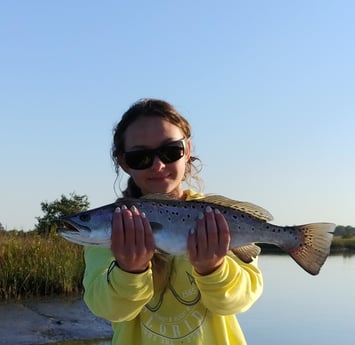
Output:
top-left (239, 254), bottom-right (355, 344)
top-left (54, 254), bottom-right (355, 345)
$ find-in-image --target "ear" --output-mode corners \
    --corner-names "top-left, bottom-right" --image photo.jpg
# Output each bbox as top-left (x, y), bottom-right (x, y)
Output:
top-left (185, 138), bottom-right (191, 162)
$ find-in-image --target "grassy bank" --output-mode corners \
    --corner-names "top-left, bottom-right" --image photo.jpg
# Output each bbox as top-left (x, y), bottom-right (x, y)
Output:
top-left (260, 236), bottom-right (355, 254)
top-left (0, 230), bottom-right (84, 300)
top-left (331, 236), bottom-right (355, 252)
top-left (1, 231), bottom-right (354, 301)
top-left (259, 236), bottom-right (355, 255)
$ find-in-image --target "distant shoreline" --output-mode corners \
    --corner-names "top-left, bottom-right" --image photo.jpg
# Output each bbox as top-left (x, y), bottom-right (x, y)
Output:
top-left (259, 237), bottom-right (355, 254)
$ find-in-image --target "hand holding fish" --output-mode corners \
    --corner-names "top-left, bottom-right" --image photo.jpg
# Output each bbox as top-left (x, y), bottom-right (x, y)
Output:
top-left (111, 205), bottom-right (155, 273)
top-left (188, 206), bottom-right (231, 276)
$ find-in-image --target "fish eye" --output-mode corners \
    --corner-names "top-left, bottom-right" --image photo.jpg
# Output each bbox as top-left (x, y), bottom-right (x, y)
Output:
top-left (79, 214), bottom-right (91, 222)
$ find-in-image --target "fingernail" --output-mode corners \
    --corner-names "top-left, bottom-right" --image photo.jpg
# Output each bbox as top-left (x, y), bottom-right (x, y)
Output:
top-left (206, 206), bottom-right (212, 213)
top-left (131, 205), bottom-right (137, 212)
top-left (215, 208), bottom-right (221, 215)
top-left (115, 207), bottom-right (121, 213)
top-left (121, 205), bottom-right (128, 210)
top-left (190, 227), bottom-right (195, 235)
top-left (141, 212), bottom-right (146, 218)
top-left (198, 212), bottom-right (204, 220)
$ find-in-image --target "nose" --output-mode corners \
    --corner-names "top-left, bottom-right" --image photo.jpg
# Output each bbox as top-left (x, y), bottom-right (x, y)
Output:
top-left (151, 155), bottom-right (165, 170)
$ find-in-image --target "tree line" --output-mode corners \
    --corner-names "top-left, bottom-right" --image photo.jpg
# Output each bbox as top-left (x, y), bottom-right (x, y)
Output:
top-left (0, 192), bottom-right (89, 234)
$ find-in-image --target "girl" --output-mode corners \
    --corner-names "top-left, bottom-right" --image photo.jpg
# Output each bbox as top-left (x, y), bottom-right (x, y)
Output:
top-left (83, 99), bottom-right (263, 344)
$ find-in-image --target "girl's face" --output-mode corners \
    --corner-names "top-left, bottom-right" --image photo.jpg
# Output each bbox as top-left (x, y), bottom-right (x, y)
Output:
top-left (119, 116), bottom-right (191, 199)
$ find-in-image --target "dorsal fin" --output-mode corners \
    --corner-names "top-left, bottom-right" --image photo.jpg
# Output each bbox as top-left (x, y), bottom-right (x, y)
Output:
top-left (140, 193), bottom-right (273, 221)
top-left (198, 195), bottom-right (273, 221)
top-left (140, 193), bottom-right (176, 201)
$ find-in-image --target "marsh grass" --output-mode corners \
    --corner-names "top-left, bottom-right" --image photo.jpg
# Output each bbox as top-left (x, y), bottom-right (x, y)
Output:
top-left (0, 229), bottom-right (84, 300)
top-left (331, 236), bottom-right (355, 251)
top-left (1, 230), bottom-right (354, 301)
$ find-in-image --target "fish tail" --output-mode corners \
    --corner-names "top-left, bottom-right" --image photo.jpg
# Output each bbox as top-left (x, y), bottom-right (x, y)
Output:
top-left (282, 223), bottom-right (335, 275)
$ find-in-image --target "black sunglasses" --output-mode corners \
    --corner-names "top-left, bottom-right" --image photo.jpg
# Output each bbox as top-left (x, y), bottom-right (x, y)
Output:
top-left (123, 138), bottom-right (186, 170)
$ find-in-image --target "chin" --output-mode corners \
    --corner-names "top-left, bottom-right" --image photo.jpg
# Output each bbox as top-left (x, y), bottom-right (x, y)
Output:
top-left (145, 184), bottom-right (179, 196)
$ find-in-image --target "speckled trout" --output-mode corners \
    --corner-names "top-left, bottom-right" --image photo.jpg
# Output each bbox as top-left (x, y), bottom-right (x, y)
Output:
top-left (57, 194), bottom-right (335, 275)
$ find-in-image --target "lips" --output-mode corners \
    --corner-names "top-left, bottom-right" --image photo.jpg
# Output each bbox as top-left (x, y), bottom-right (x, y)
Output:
top-left (148, 174), bottom-right (170, 181)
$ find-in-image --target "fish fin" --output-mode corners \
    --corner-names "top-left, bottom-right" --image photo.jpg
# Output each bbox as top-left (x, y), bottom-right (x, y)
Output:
top-left (283, 223), bottom-right (335, 275)
top-left (149, 221), bottom-right (164, 231)
top-left (199, 195), bottom-right (273, 221)
top-left (231, 244), bottom-right (261, 263)
top-left (141, 193), bottom-right (176, 201)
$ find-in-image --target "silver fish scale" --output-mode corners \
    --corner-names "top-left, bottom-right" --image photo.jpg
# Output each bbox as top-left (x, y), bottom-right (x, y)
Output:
top-left (119, 199), bottom-right (303, 254)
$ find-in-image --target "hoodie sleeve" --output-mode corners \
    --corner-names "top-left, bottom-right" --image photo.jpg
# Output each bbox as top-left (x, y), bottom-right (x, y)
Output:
top-left (192, 254), bottom-right (263, 315)
top-left (83, 246), bottom-right (154, 322)
top-left (185, 189), bottom-right (263, 315)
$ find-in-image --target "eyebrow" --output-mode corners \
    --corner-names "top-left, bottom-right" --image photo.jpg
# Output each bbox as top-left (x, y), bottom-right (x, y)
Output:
top-left (127, 137), bottom-right (184, 151)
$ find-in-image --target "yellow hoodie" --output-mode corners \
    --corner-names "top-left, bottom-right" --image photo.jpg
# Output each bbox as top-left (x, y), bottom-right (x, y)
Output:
top-left (83, 190), bottom-right (263, 345)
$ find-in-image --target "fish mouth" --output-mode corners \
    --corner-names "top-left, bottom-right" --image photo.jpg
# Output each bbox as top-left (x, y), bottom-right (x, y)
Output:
top-left (57, 219), bottom-right (91, 233)
top-left (57, 218), bottom-right (111, 247)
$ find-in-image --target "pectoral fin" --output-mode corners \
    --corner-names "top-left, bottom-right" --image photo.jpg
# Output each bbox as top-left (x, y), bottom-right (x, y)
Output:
top-left (149, 222), bottom-right (164, 231)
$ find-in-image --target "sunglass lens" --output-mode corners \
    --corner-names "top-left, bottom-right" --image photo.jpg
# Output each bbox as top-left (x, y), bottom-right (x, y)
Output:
top-left (124, 151), bottom-right (153, 170)
top-left (158, 146), bottom-right (184, 163)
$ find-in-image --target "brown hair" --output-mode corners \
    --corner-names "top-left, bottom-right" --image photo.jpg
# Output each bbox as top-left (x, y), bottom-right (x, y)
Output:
top-left (112, 98), bottom-right (202, 197)
top-left (111, 98), bottom-right (202, 292)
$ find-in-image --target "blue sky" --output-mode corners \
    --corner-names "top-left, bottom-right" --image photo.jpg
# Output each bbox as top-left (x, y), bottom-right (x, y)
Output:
top-left (1, 0), bottom-right (354, 230)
